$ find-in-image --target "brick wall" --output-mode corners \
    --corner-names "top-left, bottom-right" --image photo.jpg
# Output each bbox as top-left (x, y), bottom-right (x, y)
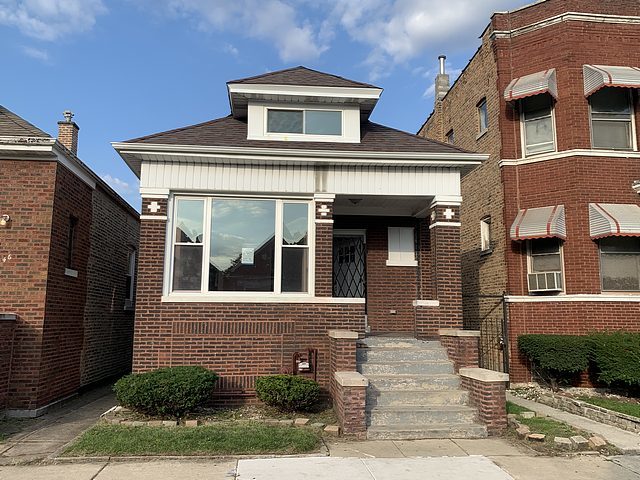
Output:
top-left (0, 160), bottom-right (56, 410)
top-left (460, 370), bottom-right (508, 435)
top-left (80, 185), bottom-right (139, 387)
top-left (333, 377), bottom-right (367, 438)
top-left (38, 163), bottom-right (92, 407)
top-left (0, 317), bottom-right (16, 409)
top-left (439, 331), bottom-right (479, 372)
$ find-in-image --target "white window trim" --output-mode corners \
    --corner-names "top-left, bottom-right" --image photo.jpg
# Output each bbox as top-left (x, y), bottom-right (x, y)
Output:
top-left (519, 96), bottom-right (557, 157)
top-left (164, 194), bottom-right (315, 299)
top-left (386, 226), bottom-right (418, 267)
top-left (526, 239), bottom-right (565, 294)
top-left (589, 89), bottom-right (638, 152)
top-left (598, 238), bottom-right (640, 293)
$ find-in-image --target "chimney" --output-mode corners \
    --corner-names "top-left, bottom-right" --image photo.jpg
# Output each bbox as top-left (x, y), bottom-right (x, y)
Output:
top-left (435, 55), bottom-right (450, 103)
top-left (57, 110), bottom-right (79, 155)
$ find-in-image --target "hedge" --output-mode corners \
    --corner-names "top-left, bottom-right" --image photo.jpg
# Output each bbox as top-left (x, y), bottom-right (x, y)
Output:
top-left (114, 366), bottom-right (218, 418)
top-left (518, 332), bottom-right (640, 387)
top-left (255, 375), bottom-right (320, 412)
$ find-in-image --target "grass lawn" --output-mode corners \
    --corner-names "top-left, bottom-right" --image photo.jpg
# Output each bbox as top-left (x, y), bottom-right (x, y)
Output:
top-left (578, 396), bottom-right (640, 419)
top-left (506, 401), bottom-right (532, 415)
top-left (517, 416), bottom-right (577, 439)
top-left (64, 422), bottom-right (321, 456)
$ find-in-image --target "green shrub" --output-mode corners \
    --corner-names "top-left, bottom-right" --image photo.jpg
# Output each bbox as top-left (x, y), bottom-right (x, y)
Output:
top-left (589, 332), bottom-right (640, 386)
top-left (518, 334), bottom-right (590, 389)
top-left (255, 375), bottom-right (320, 412)
top-left (114, 366), bottom-right (218, 418)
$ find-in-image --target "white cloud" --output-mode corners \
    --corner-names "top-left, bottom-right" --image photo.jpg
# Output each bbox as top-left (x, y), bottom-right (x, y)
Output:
top-left (102, 174), bottom-right (135, 195)
top-left (160, 0), bottom-right (327, 62)
top-left (223, 43), bottom-right (239, 56)
top-left (328, 0), bottom-right (524, 79)
top-left (22, 45), bottom-right (49, 62)
top-left (0, 0), bottom-right (107, 41)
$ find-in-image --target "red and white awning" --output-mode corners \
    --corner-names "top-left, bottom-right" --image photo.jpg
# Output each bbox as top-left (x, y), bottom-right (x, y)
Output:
top-left (510, 205), bottom-right (566, 241)
top-left (583, 65), bottom-right (640, 97)
top-left (504, 69), bottom-right (558, 102)
top-left (589, 203), bottom-right (640, 239)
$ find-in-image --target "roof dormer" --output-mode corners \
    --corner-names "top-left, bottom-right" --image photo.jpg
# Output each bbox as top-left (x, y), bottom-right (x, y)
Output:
top-left (227, 66), bottom-right (383, 144)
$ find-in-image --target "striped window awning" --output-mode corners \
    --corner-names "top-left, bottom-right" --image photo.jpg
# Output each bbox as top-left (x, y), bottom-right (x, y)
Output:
top-left (504, 69), bottom-right (558, 102)
top-left (583, 65), bottom-right (640, 97)
top-left (510, 205), bottom-right (566, 241)
top-left (589, 203), bottom-right (640, 239)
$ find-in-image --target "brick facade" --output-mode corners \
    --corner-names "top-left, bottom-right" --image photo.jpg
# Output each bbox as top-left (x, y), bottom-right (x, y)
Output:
top-left (459, 369), bottom-right (508, 435)
top-left (0, 317), bottom-right (16, 409)
top-left (420, 0), bottom-right (640, 382)
top-left (0, 157), bottom-right (139, 412)
top-left (439, 330), bottom-right (480, 373)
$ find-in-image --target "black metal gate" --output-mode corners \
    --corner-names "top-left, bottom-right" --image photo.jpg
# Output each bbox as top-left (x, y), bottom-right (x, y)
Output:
top-left (463, 293), bottom-right (509, 373)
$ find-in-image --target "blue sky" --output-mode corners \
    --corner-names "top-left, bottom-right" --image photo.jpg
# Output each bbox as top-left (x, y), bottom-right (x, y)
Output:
top-left (1, 0), bottom-right (527, 210)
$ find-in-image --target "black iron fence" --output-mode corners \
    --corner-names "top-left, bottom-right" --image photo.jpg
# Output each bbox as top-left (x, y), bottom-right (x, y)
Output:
top-left (462, 293), bottom-right (509, 373)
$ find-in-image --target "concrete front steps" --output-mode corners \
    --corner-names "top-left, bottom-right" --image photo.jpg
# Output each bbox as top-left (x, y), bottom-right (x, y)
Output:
top-left (357, 336), bottom-right (487, 440)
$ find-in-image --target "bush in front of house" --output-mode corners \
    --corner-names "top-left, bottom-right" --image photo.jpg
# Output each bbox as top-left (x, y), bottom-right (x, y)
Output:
top-left (517, 334), bottom-right (590, 389)
top-left (114, 366), bottom-right (218, 418)
top-left (255, 374), bottom-right (320, 412)
top-left (589, 332), bottom-right (640, 387)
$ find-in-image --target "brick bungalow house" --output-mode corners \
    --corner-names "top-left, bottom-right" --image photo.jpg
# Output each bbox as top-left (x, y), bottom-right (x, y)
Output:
top-left (418, 0), bottom-right (640, 383)
top-left (0, 107), bottom-right (139, 416)
top-left (112, 68), bottom-right (510, 438)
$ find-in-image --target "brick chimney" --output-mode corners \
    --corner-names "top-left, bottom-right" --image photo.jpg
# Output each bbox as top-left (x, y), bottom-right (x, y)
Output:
top-left (435, 55), bottom-right (450, 104)
top-left (57, 110), bottom-right (79, 155)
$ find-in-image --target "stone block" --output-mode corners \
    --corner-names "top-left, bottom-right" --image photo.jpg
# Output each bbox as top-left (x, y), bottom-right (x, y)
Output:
top-left (520, 411), bottom-right (535, 419)
top-left (588, 436), bottom-right (607, 449)
top-left (310, 422), bottom-right (326, 429)
top-left (279, 419), bottom-right (294, 426)
top-left (131, 421), bottom-right (146, 427)
top-left (527, 433), bottom-right (546, 442)
top-left (147, 420), bottom-right (163, 427)
top-left (516, 426), bottom-right (530, 438)
top-left (162, 420), bottom-right (178, 427)
top-left (570, 435), bottom-right (589, 450)
top-left (185, 419), bottom-right (200, 427)
top-left (294, 418), bottom-right (309, 426)
top-left (264, 419), bottom-right (280, 426)
top-left (324, 425), bottom-right (341, 435)
top-left (554, 437), bottom-right (572, 448)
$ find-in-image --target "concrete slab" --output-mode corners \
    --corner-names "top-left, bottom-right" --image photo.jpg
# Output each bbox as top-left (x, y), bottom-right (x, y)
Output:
top-left (237, 456), bottom-right (514, 480)
top-left (1, 440), bottom-right (64, 456)
top-left (328, 440), bottom-right (404, 458)
top-left (452, 439), bottom-right (526, 456)
top-left (492, 455), bottom-right (640, 480)
top-left (0, 463), bottom-right (106, 480)
top-left (507, 393), bottom-right (640, 454)
top-left (96, 460), bottom-right (237, 479)
top-left (393, 439), bottom-right (467, 457)
top-left (610, 456), bottom-right (640, 476)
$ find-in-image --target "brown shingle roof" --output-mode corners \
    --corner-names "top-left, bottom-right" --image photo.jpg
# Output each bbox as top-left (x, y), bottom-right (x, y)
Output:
top-left (0, 106), bottom-right (50, 138)
top-left (227, 66), bottom-right (380, 89)
top-left (125, 115), bottom-right (468, 154)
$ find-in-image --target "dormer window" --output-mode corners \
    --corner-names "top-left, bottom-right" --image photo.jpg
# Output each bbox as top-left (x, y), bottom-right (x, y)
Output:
top-left (266, 108), bottom-right (342, 136)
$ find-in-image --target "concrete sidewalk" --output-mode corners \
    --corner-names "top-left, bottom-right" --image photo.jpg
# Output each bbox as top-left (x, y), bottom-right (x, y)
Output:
top-left (0, 384), bottom-right (115, 465)
top-left (507, 393), bottom-right (640, 454)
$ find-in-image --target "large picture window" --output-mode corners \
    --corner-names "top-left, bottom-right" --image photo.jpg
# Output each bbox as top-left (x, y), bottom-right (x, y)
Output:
top-left (590, 88), bottom-right (634, 150)
top-left (600, 237), bottom-right (640, 291)
top-left (171, 197), bottom-right (311, 295)
top-left (267, 109), bottom-right (342, 136)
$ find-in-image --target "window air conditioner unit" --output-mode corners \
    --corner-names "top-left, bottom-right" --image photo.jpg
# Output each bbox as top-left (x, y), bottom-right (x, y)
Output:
top-left (528, 271), bottom-right (563, 293)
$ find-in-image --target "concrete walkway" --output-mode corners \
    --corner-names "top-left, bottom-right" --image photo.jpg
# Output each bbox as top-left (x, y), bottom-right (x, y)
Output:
top-left (0, 384), bottom-right (115, 465)
top-left (507, 392), bottom-right (640, 454)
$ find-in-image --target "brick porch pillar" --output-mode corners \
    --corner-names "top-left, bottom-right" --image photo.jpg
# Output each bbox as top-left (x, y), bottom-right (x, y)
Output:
top-left (416, 202), bottom-right (463, 338)
top-left (314, 194), bottom-right (335, 297)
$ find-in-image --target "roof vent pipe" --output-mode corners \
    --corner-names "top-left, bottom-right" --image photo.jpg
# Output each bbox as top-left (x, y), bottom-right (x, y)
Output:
top-left (438, 55), bottom-right (446, 75)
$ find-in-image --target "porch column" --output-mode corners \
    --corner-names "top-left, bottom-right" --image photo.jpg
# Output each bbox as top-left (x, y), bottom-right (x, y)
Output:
top-left (416, 202), bottom-right (463, 338)
top-left (314, 194), bottom-right (335, 297)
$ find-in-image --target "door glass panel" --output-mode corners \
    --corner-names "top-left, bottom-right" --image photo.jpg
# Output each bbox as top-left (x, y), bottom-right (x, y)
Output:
top-left (333, 236), bottom-right (366, 298)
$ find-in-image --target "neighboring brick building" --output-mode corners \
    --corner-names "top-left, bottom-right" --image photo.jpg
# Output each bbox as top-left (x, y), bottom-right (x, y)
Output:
top-left (113, 66), bottom-right (487, 404)
top-left (0, 107), bottom-right (139, 415)
top-left (419, 0), bottom-right (640, 382)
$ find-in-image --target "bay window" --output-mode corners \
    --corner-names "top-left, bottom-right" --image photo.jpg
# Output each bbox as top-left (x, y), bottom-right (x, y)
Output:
top-left (590, 88), bottom-right (634, 150)
top-left (170, 197), bottom-right (312, 295)
top-left (600, 237), bottom-right (640, 291)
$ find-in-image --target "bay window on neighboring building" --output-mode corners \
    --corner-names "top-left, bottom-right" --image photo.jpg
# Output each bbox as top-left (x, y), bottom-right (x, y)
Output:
top-left (521, 94), bottom-right (556, 156)
top-left (170, 196), bottom-right (311, 295)
top-left (590, 88), bottom-right (634, 150)
top-left (600, 237), bottom-right (640, 291)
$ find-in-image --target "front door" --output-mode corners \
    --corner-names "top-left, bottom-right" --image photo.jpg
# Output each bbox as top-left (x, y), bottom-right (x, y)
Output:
top-left (332, 232), bottom-right (366, 299)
